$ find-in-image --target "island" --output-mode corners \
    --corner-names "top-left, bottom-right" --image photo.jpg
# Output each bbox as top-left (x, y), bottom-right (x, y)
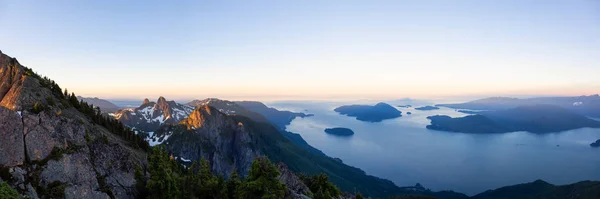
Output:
top-left (407, 112), bottom-right (412, 115)
top-left (397, 105), bottom-right (412, 108)
top-left (436, 95), bottom-right (600, 118)
top-left (415, 106), bottom-right (440, 111)
top-left (334, 102), bottom-right (402, 122)
top-left (591, 139), bottom-right (600, 148)
top-left (426, 104), bottom-right (600, 134)
top-left (325, 128), bottom-right (355, 136)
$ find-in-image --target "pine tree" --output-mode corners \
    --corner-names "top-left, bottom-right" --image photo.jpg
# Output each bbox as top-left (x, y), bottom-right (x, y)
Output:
top-left (239, 157), bottom-right (286, 199)
top-left (226, 169), bottom-right (242, 199)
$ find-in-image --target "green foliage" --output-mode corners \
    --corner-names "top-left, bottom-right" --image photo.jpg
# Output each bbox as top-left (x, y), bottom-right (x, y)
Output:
top-left (146, 146), bottom-right (180, 199)
top-left (0, 181), bottom-right (19, 199)
top-left (300, 174), bottom-right (341, 199)
top-left (226, 170), bottom-right (242, 199)
top-left (238, 157), bottom-right (286, 199)
top-left (356, 193), bottom-right (364, 199)
top-left (137, 148), bottom-right (292, 199)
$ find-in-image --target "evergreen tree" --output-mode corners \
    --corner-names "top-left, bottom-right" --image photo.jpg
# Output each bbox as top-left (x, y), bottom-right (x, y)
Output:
top-left (226, 169), bottom-right (242, 199)
top-left (146, 146), bottom-right (180, 199)
top-left (239, 157), bottom-right (286, 199)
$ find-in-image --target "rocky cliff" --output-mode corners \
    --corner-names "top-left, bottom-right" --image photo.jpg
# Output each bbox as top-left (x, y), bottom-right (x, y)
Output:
top-left (0, 51), bottom-right (146, 199)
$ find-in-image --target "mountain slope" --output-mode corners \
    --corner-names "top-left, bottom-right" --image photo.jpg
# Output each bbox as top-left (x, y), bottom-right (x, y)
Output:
top-left (113, 97), bottom-right (194, 132)
top-left (77, 96), bottom-right (120, 112)
top-left (0, 50), bottom-right (147, 198)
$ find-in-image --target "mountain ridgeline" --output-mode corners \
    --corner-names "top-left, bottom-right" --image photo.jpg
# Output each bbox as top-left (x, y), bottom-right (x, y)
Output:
top-left (437, 95), bottom-right (600, 118)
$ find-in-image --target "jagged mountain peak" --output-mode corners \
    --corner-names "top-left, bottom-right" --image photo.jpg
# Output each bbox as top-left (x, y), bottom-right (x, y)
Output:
top-left (113, 96), bottom-right (194, 132)
top-left (142, 98), bottom-right (150, 105)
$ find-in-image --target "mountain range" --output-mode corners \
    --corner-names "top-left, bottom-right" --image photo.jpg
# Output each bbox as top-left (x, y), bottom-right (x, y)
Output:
top-left (2, 49), bottom-right (600, 198)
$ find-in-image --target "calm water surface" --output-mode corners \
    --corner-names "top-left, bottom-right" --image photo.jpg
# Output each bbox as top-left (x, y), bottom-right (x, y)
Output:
top-left (268, 100), bottom-right (600, 195)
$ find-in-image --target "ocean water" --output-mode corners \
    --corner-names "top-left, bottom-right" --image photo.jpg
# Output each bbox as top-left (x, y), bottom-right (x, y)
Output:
top-left (268, 100), bottom-right (600, 195)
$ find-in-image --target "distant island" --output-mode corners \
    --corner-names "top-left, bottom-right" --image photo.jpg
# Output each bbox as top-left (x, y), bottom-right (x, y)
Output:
top-left (427, 105), bottom-right (600, 134)
top-left (334, 102), bottom-right (401, 122)
top-left (437, 95), bottom-right (600, 118)
top-left (406, 112), bottom-right (412, 115)
top-left (325, 128), bottom-right (355, 136)
top-left (397, 105), bottom-right (412, 108)
top-left (457, 110), bottom-right (483, 114)
top-left (591, 139), bottom-right (600, 148)
top-left (415, 106), bottom-right (440, 111)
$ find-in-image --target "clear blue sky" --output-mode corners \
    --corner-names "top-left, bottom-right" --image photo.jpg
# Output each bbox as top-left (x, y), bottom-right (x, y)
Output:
top-left (0, 0), bottom-right (598, 100)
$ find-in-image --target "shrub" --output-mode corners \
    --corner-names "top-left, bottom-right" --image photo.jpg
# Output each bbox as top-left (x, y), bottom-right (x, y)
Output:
top-left (0, 181), bottom-right (20, 199)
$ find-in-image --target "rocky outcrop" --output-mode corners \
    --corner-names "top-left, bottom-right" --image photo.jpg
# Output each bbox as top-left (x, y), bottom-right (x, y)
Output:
top-left (40, 151), bottom-right (109, 199)
top-left (0, 50), bottom-right (146, 199)
top-left (277, 163), bottom-right (312, 198)
top-left (155, 105), bottom-right (258, 177)
top-left (23, 110), bottom-right (87, 162)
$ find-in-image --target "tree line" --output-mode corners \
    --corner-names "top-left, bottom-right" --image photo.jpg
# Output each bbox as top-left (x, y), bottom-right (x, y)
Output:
top-left (135, 146), bottom-right (349, 199)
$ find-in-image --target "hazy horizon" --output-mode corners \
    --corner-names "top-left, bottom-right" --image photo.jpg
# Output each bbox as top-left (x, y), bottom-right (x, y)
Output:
top-left (1, 0), bottom-right (599, 100)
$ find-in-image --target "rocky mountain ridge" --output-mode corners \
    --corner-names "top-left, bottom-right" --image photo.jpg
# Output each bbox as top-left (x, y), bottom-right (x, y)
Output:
top-left (113, 97), bottom-right (194, 132)
top-left (0, 50), bottom-right (147, 199)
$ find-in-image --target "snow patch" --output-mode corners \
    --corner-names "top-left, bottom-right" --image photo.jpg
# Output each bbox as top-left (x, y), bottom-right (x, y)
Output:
top-left (573, 102), bottom-right (584, 106)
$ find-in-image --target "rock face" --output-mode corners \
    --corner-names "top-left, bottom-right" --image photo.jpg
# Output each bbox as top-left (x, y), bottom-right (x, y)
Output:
top-left (0, 50), bottom-right (146, 199)
top-left (154, 105), bottom-right (259, 177)
top-left (113, 96), bottom-right (194, 132)
top-left (0, 106), bottom-right (24, 167)
top-left (276, 163), bottom-right (312, 198)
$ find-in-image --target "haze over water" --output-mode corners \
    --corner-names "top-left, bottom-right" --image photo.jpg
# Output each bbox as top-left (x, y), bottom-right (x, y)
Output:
top-left (270, 100), bottom-right (600, 195)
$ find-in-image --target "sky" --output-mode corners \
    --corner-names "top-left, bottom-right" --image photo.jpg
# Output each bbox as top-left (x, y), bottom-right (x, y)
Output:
top-left (0, 0), bottom-right (598, 101)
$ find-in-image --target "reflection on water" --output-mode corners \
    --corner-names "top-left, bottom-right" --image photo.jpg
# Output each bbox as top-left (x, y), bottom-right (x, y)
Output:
top-left (268, 101), bottom-right (600, 195)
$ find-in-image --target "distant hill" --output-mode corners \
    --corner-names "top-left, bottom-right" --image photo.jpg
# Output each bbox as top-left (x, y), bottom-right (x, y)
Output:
top-left (334, 102), bottom-right (402, 122)
top-left (437, 95), bottom-right (600, 117)
top-left (234, 101), bottom-right (313, 130)
top-left (591, 139), bottom-right (600, 148)
top-left (471, 179), bottom-right (600, 199)
top-left (427, 105), bottom-right (600, 134)
top-left (415, 106), bottom-right (440, 111)
top-left (77, 96), bottom-right (120, 112)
